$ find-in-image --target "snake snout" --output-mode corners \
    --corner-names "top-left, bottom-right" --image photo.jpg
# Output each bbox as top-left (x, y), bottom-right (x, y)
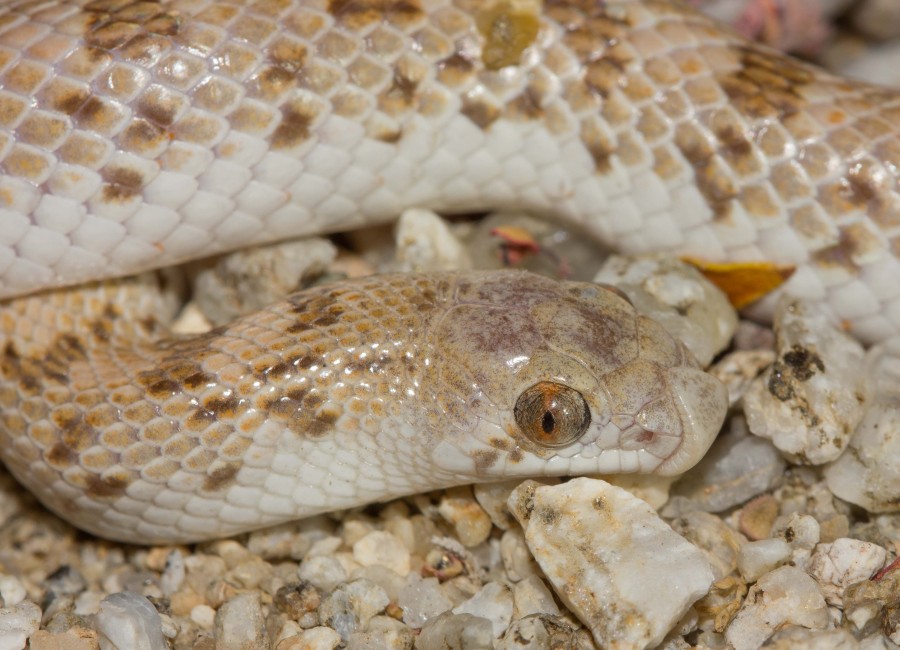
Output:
top-left (654, 367), bottom-right (729, 475)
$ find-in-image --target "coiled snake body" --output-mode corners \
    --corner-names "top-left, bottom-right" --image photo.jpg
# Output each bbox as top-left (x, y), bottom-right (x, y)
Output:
top-left (0, 0), bottom-right (896, 541)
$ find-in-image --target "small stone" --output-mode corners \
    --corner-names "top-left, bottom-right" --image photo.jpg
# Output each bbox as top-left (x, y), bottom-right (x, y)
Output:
top-left (415, 612), bottom-right (494, 650)
top-left (737, 539), bottom-right (791, 583)
top-left (95, 593), bottom-right (166, 650)
top-left (772, 513), bottom-right (821, 567)
top-left (500, 529), bottom-right (539, 582)
top-left (744, 296), bottom-right (866, 465)
top-left (247, 516), bottom-right (335, 561)
top-left (421, 548), bottom-right (466, 583)
top-left (496, 616), bottom-right (591, 650)
top-left (509, 479), bottom-right (714, 649)
top-left (0, 577), bottom-right (26, 608)
top-left (158, 550), bottom-right (185, 597)
top-left (393, 208), bottom-right (472, 272)
top-left (437, 487), bottom-right (493, 548)
top-left (190, 604), bottom-right (216, 630)
top-left (0, 600), bottom-right (41, 650)
top-left (724, 566), bottom-right (829, 650)
top-left (277, 626), bottom-right (341, 650)
top-left (192, 237), bottom-right (337, 325)
top-left (397, 575), bottom-right (452, 629)
top-left (764, 626), bottom-right (860, 649)
top-left (738, 494), bottom-right (780, 540)
top-left (318, 579), bottom-right (390, 641)
top-left (594, 254), bottom-right (738, 366)
top-left (352, 531), bottom-right (411, 576)
top-left (274, 582), bottom-right (321, 620)
top-left (27, 628), bottom-right (98, 650)
top-left (512, 576), bottom-right (560, 618)
top-left (825, 336), bottom-right (900, 513)
top-left (452, 582), bottom-right (513, 637)
top-left (669, 511), bottom-right (746, 580)
top-left (807, 539), bottom-right (888, 606)
top-left (664, 416), bottom-right (786, 516)
top-left (43, 568), bottom-right (86, 599)
top-left (598, 474), bottom-right (675, 510)
top-left (710, 349), bottom-right (776, 406)
top-left (345, 615), bottom-right (414, 650)
top-left (473, 481), bottom-right (522, 530)
top-left (214, 592), bottom-right (268, 650)
top-left (298, 556), bottom-right (348, 593)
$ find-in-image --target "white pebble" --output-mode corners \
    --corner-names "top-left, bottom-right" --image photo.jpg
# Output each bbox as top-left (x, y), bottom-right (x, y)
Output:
top-left (500, 529), bottom-right (539, 582)
top-left (438, 488), bottom-right (493, 547)
top-left (512, 576), bottom-right (560, 618)
top-left (453, 582), bottom-right (513, 638)
top-left (190, 604), bottom-right (216, 630)
top-left (298, 556), bottom-right (348, 592)
top-left (0, 577), bottom-right (26, 608)
top-left (318, 579), bottom-right (389, 641)
top-left (397, 574), bottom-right (452, 629)
top-left (278, 626), bottom-right (342, 650)
top-left (807, 539), bottom-right (888, 606)
top-left (737, 539), bottom-right (791, 583)
top-left (96, 592), bottom-right (167, 650)
top-left (416, 613), bottom-right (494, 650)
top-left (725, 566), bottom-right (829, 650)
top-left (159, 550), bottom-right (185, 597)
top-left (594, 254), bottom-right (738, 366)
top-left (665, 416), bottom-right (785, 515)
top-left (0, 601), bottom-right (40, 650)
top-left (393, 208), bottom-right (472, 272)
top-left (509, 478), bottom-right (714, 649)
top-left (352, 531), bottom-right (410, 576)
top-left (825, 336), bottom-right (900, 512)
top-left (744, 296), bottom-right (866, 465)
top-left (214, 592), bottom-right (267, 650)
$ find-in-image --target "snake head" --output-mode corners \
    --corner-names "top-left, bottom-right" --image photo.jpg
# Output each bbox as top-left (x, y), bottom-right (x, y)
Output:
top-left (425, 271), bottom-right (728, 479)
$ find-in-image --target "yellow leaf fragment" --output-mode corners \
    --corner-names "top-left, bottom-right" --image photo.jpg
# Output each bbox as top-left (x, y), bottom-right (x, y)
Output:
top-left (682, 257), bottom-right (795, 309)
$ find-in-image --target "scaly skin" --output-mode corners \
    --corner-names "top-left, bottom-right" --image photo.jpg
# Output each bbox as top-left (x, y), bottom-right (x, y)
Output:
top-left (0, 271), bottom-right (726, 542)
top-left (0, 0), bottom-right (898, 339)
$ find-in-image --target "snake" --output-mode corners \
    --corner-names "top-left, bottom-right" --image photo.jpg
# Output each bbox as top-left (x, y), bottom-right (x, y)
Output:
top-left (0, 0), bottom-right (896, 543)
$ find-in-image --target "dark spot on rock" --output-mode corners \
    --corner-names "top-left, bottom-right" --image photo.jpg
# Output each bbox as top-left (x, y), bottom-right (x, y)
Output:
top-left (782, 345), bottom-right (824, 380)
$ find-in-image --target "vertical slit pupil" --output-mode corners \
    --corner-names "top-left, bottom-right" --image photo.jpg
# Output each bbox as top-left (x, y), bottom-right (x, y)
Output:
top-left (541, 411), bottom-right (555, 434)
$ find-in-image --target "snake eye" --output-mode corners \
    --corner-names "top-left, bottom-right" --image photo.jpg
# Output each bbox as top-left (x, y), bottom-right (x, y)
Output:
top-left (514, 382), bottom-right (591, 447)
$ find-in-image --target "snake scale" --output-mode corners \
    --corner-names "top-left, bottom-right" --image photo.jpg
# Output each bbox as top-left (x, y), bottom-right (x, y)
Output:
top-left (0, 0), bottom-right (896, 542)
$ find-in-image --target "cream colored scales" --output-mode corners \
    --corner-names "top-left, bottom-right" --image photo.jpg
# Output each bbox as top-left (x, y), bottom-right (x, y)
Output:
top-left (0, 0), bottom-right (896, 541)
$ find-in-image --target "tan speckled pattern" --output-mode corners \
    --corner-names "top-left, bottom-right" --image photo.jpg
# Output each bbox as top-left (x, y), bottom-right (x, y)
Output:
top-left (0, 271), bottom-right (727, 542)
top-left (0, 0), bottom-right (898, 339)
